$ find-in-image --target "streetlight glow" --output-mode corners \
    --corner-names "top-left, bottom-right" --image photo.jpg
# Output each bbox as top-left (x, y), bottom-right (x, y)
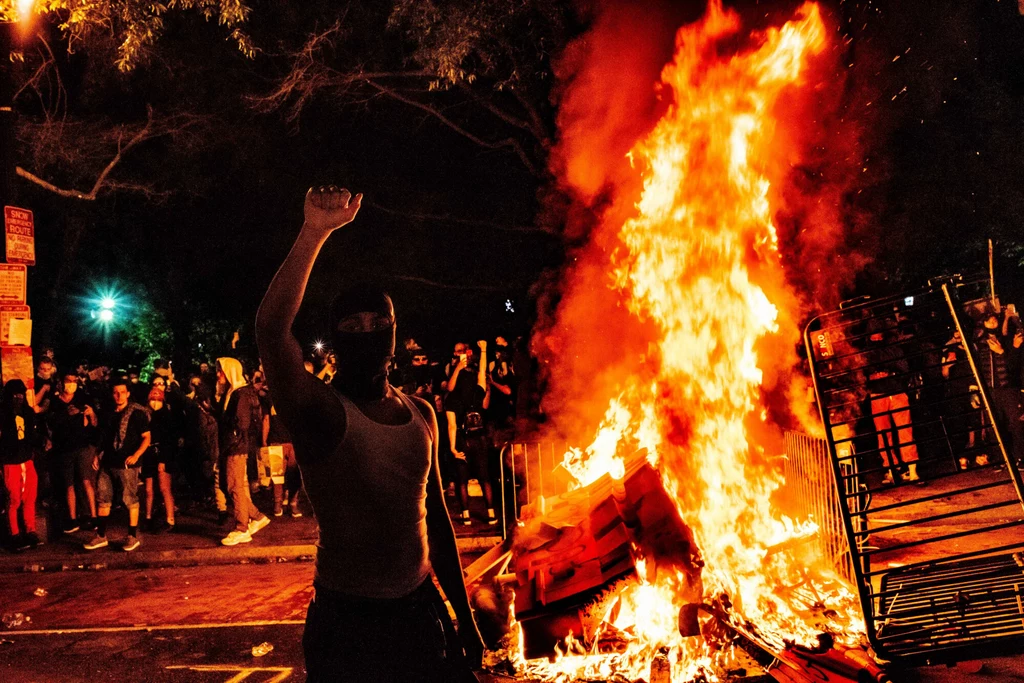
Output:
top-left (15, 0), bottom-right (35, 21)
top-left (98, 309), bottom-right (114, 323)
top-left (100, 296), bottom-right (117, 310)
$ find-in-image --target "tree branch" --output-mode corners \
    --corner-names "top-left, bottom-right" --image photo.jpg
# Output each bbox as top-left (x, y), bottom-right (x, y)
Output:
top-left (367, 200), bottom-right (556, 235)
top-left (15, 106), bottom-right (171, 201)
top-left (365, 79), bottom-right (542, 176)
top-left (388, 275), bottom-right (507, 292)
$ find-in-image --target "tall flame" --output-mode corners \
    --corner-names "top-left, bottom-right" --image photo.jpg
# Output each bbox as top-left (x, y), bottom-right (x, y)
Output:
top-left (518, 2), bottom-right (864, 680)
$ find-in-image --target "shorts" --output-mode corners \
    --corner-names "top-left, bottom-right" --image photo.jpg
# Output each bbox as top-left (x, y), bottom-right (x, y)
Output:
top-left (143, 446), bottom-right (177, 479)
top-left (60, 446), bottom-right (97, 487)
top-left (454, 432), bottom-right (490, 484)
top-left (97, 466), bottom-right (141, 508)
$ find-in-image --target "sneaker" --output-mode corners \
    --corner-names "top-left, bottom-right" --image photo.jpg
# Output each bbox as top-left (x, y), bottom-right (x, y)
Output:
top-left (487, 508), bottom-right (498, 525)
top-left (221, 530), bottom-right (252, 546)
top-left (122, 535), bottom-right (141, 552)
top-left (290, 504), bottom-right (303, 518)
top-left (63, 520), bottom-right (80, 534)
top-left (461, 511), bottom-right (472, 526)
top-left (976, 454), bottom-right (990, 467)
top-left (248, 516), bottom-right (270, 535)
top-left (881, 472), bottom-right (894, 486)
top-left (12, 534), bottom-right (31, 552)
top-left (273, 506), bottom-right (284, 517)
top-left (83, 535), bottom-right (109, 551)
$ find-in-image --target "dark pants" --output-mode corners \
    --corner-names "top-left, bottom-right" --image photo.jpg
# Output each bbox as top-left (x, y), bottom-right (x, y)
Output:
top-left (991, 388), bottom-right (1024, 463)
top-left (453, 432), bottom-right (491, 512)
top-left (303, 578), bottom-right (478, 683)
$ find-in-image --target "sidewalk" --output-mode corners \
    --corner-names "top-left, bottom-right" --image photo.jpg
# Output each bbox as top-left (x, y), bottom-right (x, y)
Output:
top-left (0, 487), bottom-right (504, 574)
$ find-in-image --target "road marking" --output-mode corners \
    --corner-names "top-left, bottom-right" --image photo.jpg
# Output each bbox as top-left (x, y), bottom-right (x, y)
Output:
top-left (2, 619), bottom-right (304, 636)
top-left (166, 665), bottom-right (294, 683)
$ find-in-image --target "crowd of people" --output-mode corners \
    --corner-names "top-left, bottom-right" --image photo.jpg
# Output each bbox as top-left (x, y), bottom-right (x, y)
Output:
top-left (0, 333), bottom-right (526, 553)
top-left (824, 296), bottom-right (1024, 486)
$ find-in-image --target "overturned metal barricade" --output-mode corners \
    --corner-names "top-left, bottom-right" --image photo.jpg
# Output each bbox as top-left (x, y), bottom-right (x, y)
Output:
top-left (805, 275), bottom-right (1024, 665)
top-left (783, 431), bottom-right (862, 585)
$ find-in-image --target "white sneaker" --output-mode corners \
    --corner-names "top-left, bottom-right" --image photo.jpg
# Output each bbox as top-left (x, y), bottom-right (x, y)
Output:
top-left (221, 530), bottom-right (252, 546)
top-left (248, 516), bottom-right (270, 535)
top-left (83, 535), bottom-right (109, 551)
top-left (881, 472), bottom-right (894, 485)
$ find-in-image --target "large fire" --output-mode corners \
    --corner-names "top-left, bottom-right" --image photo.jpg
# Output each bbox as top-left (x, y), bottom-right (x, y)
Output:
top-left (512, 2), bottom-right (865, 680)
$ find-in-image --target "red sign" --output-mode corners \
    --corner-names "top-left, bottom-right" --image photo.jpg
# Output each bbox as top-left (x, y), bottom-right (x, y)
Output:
top-left (0, 305), bottom-right (29, 346)
top-left (4, 206), bottom-right (34, 265)
top-left (0, 264), bottom-right (26, 305)
top-left (814, 331), bottom-right (834, 359)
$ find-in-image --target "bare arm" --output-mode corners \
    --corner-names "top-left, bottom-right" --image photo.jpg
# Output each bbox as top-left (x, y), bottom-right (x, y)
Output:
top-left (446, 410), bottom-right (464, 459)
top-left (418, 397), bottom-right (484, 667)
top-left (256, 186), bottom-right (361, 417)
top-left (262, 413), bottom-right (270, 448)
top-left (476, 341), bottom-right (487, 391)
top-left (125, 431), bottom-right (151, 467)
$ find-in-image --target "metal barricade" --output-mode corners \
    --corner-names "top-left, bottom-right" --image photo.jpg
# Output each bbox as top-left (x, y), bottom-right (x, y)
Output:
top-left (498, 440), bottom-right (572, 536)
top-left (783, 431), bottom-right (861, 584)
top-left (805, 274), bottom-right (1024, 665)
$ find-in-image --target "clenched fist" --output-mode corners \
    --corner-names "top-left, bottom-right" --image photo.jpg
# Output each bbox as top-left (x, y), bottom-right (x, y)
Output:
top-left (303, 185), bottom-right (363, 237)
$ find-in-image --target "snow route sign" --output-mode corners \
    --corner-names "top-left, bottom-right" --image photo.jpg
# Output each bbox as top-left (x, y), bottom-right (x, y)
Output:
top-left (4, 206), bottom-right (35, 265)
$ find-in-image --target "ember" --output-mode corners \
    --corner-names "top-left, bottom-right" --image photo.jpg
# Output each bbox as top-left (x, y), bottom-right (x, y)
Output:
top-left (509, 1), bottom-right (866, 680)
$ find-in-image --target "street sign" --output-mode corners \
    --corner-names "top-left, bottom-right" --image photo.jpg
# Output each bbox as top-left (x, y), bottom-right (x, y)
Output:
top-left (0, 304), bottom-right (29, 346)
top-left (1, 346), bottom-right (34, 391)
top-left (4, 206), bottom-right (35, 265)
top-left (0, 264), bottom-right (26, 305)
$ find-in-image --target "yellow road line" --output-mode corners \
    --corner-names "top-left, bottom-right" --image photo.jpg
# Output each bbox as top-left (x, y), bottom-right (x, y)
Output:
top-left (3, 619), bottom-right (304, 635)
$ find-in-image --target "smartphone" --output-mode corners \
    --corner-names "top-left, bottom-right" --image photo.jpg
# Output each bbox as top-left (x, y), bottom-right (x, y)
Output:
top-left (459, 353), bottom-right (468, 363)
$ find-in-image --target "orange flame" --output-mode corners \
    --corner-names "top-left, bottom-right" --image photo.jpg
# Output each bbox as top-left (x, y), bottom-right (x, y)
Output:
top-left (516, 2), bottom-right (864, 680)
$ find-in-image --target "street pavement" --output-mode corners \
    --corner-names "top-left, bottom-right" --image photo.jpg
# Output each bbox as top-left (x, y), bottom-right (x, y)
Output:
top-left (0, 486), bottom-right (508, 681)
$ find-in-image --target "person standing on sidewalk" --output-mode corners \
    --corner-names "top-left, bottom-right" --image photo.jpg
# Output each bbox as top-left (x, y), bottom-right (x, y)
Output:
top-left (48, 371), bottom-right (99, 534)
top-left (256, 185), bottom-right (484, 682)
top-left (262, 392), bottom-right (303, 518)
top-left (85, 379), bottom-right (150, 552)
top-left (1, 380), bottom-right (41, 551)
top-left (142, 387), bottom-right (178, 532)
top-left (217, 357), bottom-right (269, 546)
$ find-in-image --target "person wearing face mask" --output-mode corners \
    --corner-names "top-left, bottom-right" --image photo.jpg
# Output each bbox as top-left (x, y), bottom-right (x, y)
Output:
top-left (217, 356), bottom-right (269, 546)
top-left (143, 387), bottom-right (178, 532)
top-left (33, 359), bottom-right (57, 415)
top-left (1, 380), bottom-right (40, 551)
top-left (48, 372), bottom-right (99, 533)
top-left (973, 306), bottom-right (1024, 464)
top-left (256, 186), bottom-right (484, 682)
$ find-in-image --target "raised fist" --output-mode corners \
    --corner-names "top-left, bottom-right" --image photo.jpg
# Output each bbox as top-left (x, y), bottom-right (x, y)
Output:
top-left (304, 185), bottom-right (363, 236)
top-left (477, 340), bottom-right (487, 351)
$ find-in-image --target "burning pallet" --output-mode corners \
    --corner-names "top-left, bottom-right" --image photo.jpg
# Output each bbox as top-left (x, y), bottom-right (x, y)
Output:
top-left (512, 457), bottom-right (703, 659)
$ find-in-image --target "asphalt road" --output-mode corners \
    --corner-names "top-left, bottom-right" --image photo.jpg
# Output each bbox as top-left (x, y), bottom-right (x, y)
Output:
top-left (0, 563), bottom-right (518, 682)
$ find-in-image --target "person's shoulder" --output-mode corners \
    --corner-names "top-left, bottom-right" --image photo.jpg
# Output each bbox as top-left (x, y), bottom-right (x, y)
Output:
top-left (407, 393), bottom-right (436, 420)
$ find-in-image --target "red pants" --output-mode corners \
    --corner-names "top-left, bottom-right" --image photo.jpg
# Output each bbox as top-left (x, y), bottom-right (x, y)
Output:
top-left (871, 393), bottom-right (918, 467)
top-left (3, 461), bottom-right (38, 535)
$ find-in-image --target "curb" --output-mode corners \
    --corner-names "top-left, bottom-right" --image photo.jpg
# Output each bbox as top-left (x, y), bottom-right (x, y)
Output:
top-left (0, 535), bottom-right (504, 574)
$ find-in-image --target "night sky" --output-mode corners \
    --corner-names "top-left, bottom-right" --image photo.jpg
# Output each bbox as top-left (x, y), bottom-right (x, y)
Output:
top-left (12, 0), bottom-right (1024, 370)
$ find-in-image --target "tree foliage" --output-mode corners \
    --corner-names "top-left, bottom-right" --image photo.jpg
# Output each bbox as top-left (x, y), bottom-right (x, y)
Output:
top-left (256, 0), bottom-right (572, 177)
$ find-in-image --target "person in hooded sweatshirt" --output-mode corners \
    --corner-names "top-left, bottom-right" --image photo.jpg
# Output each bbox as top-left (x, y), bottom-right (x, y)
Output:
top-left (1, 380), bottom-right (40, 551)
top-left (256, 186), bottom-right (484, 683)
top-left (217, 356), bottom-right (269, 546)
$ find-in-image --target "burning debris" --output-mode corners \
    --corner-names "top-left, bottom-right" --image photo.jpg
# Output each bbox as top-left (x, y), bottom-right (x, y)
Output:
top-left (497, 1), bottom-right (871, 680)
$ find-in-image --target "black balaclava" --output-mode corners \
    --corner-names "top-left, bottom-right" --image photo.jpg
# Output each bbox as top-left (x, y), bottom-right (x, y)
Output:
top-left (329, 285), bottom-right (396, 400)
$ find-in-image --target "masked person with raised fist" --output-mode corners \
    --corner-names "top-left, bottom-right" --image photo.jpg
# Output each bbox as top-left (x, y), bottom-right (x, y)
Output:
top-left (256, 185), bottom-right (484, 682)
